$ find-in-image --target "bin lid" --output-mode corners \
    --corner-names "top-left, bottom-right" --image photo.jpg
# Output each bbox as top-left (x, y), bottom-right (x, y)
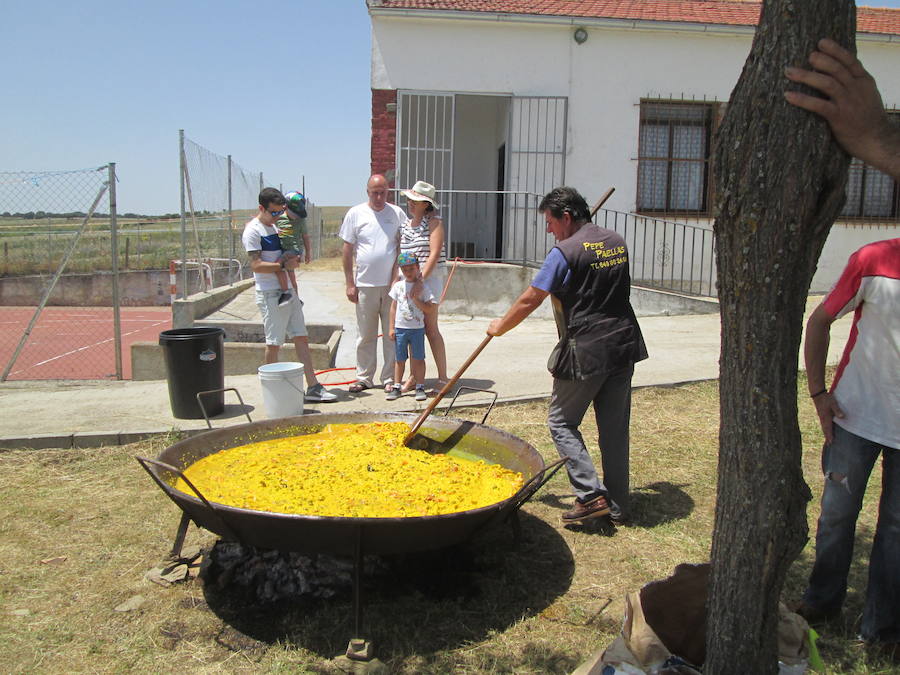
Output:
top-left (159, 327), bottom-right (225, 342)
top-left (258, 361), bottom-right (305, 375)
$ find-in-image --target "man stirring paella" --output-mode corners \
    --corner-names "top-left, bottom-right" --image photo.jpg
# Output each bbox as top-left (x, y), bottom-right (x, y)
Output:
top-left (487, 186), bottom-right (647, 526)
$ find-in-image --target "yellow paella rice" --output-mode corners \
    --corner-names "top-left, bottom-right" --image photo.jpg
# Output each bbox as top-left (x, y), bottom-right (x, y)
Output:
top-left (174, 422), bottom-right (524, 518)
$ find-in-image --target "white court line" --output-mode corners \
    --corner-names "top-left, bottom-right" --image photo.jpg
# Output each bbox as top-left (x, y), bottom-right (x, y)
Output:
top-left (8, 319), bottom-right (170, 376)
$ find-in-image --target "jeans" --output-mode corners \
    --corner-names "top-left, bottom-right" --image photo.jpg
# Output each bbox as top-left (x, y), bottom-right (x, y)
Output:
top-left (803, 424), bottom-right (900, 642)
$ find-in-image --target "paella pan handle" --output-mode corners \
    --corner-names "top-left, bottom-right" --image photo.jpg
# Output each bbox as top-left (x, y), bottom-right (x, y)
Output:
top-left (511, 456), bottom-right (570, 511)
top-left (404, 334), bottom-right (493, 446)
top-left (472, 456), bottom-right (570, 540)
top-left (135, 456), bottom-right (242, 543)
top-left (442, 386), bottom-right (497, 425)
top-left (196, 387), bottom-right (253, 429)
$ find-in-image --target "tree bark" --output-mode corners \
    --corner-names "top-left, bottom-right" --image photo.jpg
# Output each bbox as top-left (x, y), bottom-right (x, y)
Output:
top-left (707, 2), bottom-right (854, 673)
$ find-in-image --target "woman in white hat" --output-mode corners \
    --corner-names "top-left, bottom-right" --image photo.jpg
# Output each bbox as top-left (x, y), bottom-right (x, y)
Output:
top-left (399, 180), bottom-right (449, 390)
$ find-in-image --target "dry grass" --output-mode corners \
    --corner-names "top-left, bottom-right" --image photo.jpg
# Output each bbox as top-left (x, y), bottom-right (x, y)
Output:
top-left (0, 376), bottom-right (892, 674)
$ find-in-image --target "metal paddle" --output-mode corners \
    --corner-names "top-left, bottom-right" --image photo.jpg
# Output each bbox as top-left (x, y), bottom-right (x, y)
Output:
top-left (403, 334), bottom-right (493, 446)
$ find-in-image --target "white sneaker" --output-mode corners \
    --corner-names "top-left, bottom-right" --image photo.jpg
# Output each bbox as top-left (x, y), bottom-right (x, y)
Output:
top-left (305, 384), bottom-right (337, 402)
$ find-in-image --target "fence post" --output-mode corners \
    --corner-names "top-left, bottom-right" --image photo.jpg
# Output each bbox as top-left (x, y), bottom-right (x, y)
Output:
top-left (228, 154), bottom-right (234, 266)
top-left (109, 162), bottom-right (123, 379)
top-left (179, 129), bottom-right (187, 299)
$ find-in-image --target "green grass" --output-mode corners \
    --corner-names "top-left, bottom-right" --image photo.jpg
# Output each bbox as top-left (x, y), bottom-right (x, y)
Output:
top-left (0, 375), bottom-right (893, 674)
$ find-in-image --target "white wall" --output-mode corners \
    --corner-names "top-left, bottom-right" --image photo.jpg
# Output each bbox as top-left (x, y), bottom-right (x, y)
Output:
top-left (812, 223), bottom-right (899, 293)
top-left (372, 13), bottom-right (900, 284)
top-left (372, 16), bottom-right (752, 212)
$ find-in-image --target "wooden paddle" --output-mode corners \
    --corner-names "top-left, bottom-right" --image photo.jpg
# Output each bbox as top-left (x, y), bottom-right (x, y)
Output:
top-left (590, 186), bottom-right (615, 217)
top-left (403, 334), bottom-right (493, 446)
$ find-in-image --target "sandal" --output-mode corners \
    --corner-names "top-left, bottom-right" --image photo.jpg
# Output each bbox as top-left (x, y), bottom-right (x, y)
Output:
top-left (384, 382), bottom-right (395, 393)
top-left (348, 381), bottom-right (371, 393)
top-left (400, 377), bottom-right (415, 393)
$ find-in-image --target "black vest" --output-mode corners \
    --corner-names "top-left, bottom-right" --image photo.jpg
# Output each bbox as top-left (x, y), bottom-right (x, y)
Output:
top-left (547, 223), bottom-right (648, 380)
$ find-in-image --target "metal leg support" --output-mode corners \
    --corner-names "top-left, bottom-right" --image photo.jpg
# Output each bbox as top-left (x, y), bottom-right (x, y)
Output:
top-left (169, 512), bottom-right (191, 559)
top-left (335, 526), bottom-right (385, 672)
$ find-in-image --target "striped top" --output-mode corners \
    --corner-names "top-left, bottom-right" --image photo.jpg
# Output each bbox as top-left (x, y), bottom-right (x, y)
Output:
top-left (400, 215), bottom-right (446, 266)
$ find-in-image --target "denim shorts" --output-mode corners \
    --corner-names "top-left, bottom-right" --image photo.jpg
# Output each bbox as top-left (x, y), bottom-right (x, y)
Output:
top-left (394, 327), bottom-right (426, 362)
top-left (255, 289), bottom-right (307, 345)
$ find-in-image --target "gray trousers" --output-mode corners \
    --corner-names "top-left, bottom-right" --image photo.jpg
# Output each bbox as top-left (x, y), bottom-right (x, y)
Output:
top-left (548, 363), bottom-right (634, 512)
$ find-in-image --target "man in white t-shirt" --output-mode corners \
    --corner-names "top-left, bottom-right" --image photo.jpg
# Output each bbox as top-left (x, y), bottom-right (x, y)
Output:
top-left (242, 187), bottom-right (337, 403)
top-left (340, 174), bottom-right (406, 393)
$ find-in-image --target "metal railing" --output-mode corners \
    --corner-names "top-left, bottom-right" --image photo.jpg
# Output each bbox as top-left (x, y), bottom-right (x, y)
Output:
top-left (595, 209), bottom-right (717, 297)
top-left (391, 188), bottom-right (717, 297)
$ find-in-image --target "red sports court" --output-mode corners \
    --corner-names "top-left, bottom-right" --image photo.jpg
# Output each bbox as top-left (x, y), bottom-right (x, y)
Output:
top-left (0, 306), bottom-right (172, 380)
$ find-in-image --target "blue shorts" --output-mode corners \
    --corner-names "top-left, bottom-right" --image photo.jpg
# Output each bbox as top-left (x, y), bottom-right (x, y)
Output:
top-left (394, 327), bottom-right (425, 362)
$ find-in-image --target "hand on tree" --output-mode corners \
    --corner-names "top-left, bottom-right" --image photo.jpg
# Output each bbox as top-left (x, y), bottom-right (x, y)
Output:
top-left (784, 38), bottom-right (890, 168)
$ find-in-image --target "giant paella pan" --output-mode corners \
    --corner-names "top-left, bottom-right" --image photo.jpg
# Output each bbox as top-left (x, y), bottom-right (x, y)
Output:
top-left (138, 411), bottom-right (562, 557)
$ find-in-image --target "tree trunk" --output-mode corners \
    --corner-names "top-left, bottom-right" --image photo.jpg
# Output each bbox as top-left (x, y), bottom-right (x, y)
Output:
top-left (707, 2), bottom-right (854, 673)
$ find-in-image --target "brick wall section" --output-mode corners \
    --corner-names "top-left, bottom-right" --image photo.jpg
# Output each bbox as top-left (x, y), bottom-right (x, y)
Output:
top-left (371, 88), bottom-right (397, 183)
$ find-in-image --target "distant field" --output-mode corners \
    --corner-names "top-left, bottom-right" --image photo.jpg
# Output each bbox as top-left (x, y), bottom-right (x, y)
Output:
top-left (0, 206), bottom-right (349, 276)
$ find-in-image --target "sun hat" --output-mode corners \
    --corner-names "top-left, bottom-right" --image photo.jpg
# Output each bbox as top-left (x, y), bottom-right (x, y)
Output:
top-left (397, 251), bottom-right (418, 267)
top-left (401, 180), bottom-right (437, 207)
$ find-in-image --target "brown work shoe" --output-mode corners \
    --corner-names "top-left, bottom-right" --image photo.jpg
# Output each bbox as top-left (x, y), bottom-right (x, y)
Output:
top-left (562, 495), bottom-right (611, 523)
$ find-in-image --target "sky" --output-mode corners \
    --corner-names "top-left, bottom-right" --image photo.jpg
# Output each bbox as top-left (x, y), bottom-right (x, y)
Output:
top-left (2, 0), bottom-right (900, 215)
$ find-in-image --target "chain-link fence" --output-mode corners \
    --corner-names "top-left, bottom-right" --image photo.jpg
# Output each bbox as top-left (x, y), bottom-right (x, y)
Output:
top-left (0, 165), bottom-right (137, 380)
top-left (178, 131), bottom-right (324, 297)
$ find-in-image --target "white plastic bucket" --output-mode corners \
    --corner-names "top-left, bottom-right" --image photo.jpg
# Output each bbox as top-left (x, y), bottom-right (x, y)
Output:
top-left (257, 362), bottom-right (305, 419)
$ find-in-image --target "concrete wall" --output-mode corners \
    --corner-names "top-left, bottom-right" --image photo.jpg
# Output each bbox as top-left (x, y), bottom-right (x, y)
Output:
top-left (0, 268), bottom-right (249, 307)
top-left (440, 262), bottom-right (717, 318)
top-left (131, 325), bottom-right (342, 381)
top-left (171, 279), bottom-right (255, 329)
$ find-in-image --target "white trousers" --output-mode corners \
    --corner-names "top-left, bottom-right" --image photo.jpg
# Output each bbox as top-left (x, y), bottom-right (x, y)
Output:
top-left (355, 285), bottom-right (395, 387)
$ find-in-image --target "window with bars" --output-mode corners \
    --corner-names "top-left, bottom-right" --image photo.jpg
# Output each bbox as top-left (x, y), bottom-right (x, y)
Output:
top-left (841, 113), bottom-right (899, 220)
top-left (637, 101), bottom-right (714, 215)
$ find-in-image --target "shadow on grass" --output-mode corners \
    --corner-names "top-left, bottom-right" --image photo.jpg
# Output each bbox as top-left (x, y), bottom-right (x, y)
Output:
top-left (628, 481), bottom-right (695, 527)
top-left (201, 510), bottom-right (574, 663)
top-left (535, 480), bottom-right (694, 529)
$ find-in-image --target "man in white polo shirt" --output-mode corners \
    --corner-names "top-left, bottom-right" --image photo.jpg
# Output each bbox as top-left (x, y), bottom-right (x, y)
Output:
top-left (242, 187), bottom-right (337, 403)
top-left (340, 174), bottom-right (406, 393)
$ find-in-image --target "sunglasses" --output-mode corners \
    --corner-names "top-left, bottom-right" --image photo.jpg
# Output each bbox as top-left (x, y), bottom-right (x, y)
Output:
top-left (268, 208), bottom-right (286, 217)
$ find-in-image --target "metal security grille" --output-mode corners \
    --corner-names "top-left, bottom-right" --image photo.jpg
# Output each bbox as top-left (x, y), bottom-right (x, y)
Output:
top-left (841, 114), bottom-right (900, 220)
top-left (395, 92), bottom-right (454, 213)
top-left (637, 101), bottom-right (714, 216)
top-left (505, 96), bottom-right (568, 262)
top-left (395, 93), bottom-right (567, 263)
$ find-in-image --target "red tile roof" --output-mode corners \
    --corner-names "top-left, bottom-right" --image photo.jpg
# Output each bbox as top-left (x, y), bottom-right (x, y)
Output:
top-left (370, 1), bottom-right (900, 37)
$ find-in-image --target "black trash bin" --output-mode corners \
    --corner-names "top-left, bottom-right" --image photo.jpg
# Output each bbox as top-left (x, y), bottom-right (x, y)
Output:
top-left (159, 327), bottom-right (225, 419)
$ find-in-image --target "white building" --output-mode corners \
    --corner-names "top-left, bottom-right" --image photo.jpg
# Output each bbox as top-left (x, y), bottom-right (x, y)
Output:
top-left (367, 0), bottom-right (900, 292)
